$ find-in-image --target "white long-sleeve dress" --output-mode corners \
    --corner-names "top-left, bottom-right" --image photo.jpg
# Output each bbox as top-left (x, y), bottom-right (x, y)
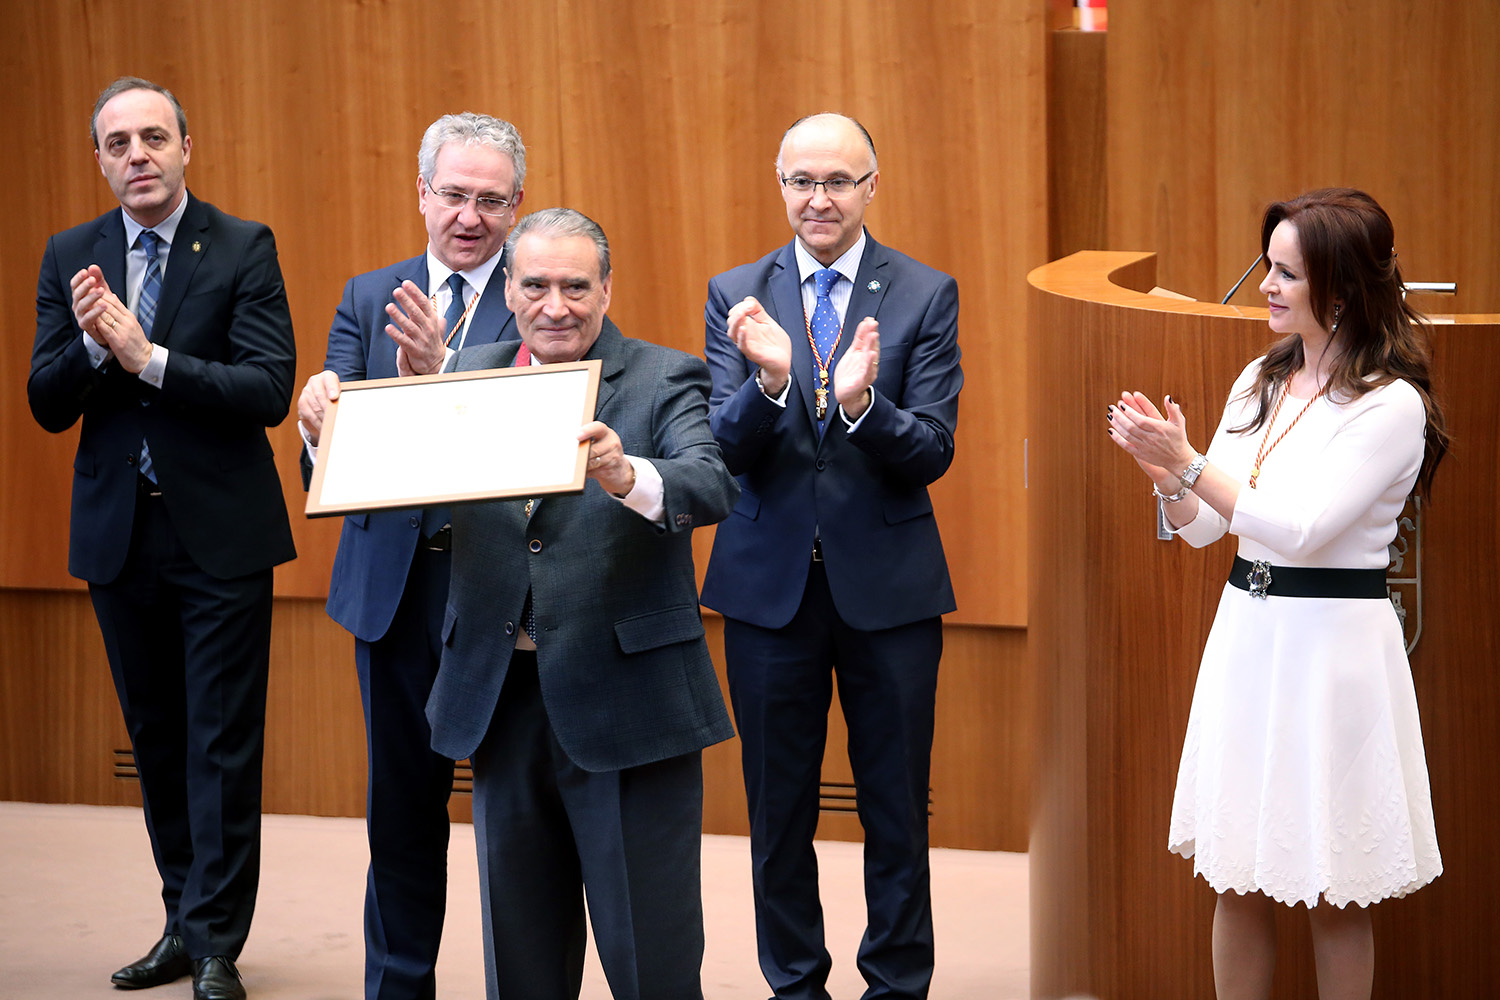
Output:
top-left (1167, 358), bottom-right (1442, 908)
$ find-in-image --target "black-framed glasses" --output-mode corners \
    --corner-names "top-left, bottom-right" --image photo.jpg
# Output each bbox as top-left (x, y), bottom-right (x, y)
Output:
top-left (779, 171), bottom-right (874, 197)
top-left (424, 179), bottom-right (515, 217)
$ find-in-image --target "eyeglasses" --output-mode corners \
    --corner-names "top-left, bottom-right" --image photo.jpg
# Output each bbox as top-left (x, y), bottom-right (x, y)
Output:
top-left (779, 171), bottom-right (874, 197)
top-left (424, 180), bottom-right (515, 217)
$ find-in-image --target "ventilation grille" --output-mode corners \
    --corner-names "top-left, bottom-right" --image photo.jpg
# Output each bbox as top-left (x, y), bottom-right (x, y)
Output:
top-left (819, 781), bottom-right (934, 817)
top-left (113, 748), bottom-right (138, 781)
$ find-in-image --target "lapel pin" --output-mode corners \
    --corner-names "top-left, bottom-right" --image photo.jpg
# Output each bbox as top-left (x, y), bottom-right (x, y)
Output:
top-left (192, 241), bottom-right (202, 252)
top-left (867, 280), bottom-right (880, 292)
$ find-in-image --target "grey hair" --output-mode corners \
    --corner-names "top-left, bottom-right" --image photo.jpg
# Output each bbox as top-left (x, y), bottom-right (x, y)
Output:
top-left (504, 208), bottom-right (611, 280)
top-left (776, 113), bottom-right (878, 173)
top-left (91, 77), bottom-right (188, 149)
top-left (418, 112), bottom-right (526, 189)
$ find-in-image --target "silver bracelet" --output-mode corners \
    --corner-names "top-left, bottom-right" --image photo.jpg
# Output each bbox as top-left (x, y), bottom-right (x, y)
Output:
top-left (1178, 452), bottom-right (1208, 490)
top-left (1153, 483), bottom-right (1189, 503)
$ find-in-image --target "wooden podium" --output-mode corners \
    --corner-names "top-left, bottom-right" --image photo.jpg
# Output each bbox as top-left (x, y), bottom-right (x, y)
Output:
top-left (1026, 252), bottom-right (1500, 999)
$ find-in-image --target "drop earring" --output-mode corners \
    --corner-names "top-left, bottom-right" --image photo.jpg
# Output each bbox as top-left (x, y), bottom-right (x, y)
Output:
top-left (1331, 302), bottom-right (1343, 335)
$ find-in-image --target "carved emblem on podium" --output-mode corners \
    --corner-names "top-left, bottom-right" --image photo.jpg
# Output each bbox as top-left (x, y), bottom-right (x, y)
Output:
top-left (1387, 496), bottom-right (1422, 655)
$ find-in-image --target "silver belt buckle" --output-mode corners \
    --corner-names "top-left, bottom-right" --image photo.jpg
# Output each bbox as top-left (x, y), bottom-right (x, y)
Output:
top-left (1247, 560), bottom-right (1272, 599)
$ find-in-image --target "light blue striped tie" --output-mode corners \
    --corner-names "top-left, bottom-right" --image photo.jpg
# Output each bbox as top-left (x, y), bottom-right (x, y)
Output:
top-left (137, 230), bottom-right (162, 483)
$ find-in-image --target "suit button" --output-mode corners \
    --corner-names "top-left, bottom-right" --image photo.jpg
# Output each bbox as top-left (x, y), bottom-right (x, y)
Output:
top-left (409, 516), bottom-right (420, 528)
top-left (529, 539), bottom-right (542, 553)
top-left (126, 453), bottom-right (137, 466)
top-left (505, 622), bottom-right (515, 636)
top-left (816, 459), bottom-right (826, 471)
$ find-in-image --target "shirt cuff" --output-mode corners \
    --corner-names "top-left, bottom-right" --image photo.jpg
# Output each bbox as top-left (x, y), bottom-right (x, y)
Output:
top-left (757, 371), bottom-right (791, 407)
top-left (616, 456), bottom-right (665, 526)
top-left (298, 420), bottom-right (319, 466)
top-left (839, 388), bottom-right (875, 431)
top-left (82, 333), bottom-right (112, 368)
top-left (138, 345), bottom-right (167, 388)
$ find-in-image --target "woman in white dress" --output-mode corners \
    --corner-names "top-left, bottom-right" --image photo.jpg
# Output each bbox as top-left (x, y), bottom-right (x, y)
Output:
top-left (1106, 188), bottom-right (1447, 1000)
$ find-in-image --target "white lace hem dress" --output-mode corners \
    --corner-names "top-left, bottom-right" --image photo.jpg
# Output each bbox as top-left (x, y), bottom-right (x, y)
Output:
top-left (1166, 359), bottom-right (1442, 908)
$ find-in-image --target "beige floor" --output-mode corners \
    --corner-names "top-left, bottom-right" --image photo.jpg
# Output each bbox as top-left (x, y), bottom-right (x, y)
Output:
top-left (0, 803), bottom-right (1027, 999)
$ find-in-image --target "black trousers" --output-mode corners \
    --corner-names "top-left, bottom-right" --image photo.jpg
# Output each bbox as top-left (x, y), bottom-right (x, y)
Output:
top-left (725, 560), bottom-right (942, 1000)
top-left (470, 651), bottom-right (707, 1000)
top-left (89, 488), bottom-right (273, 960)
top-left (354, 544), bottom-right (454, 1000)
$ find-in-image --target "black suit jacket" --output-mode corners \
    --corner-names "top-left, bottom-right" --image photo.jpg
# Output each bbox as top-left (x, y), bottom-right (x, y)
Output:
top-left (28, 193), bottom-right (296, 582)
top-left (425, 321), bottom-right (738, 771)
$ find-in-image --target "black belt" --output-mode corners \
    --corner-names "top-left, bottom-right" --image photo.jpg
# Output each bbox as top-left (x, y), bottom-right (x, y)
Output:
top-left (422, 525), bottom-right (452, 552)
top-left (1229, 555), bottom-right (1388, 600)
top-left (812, 537), bottom-right (823, 562)
top-left (137, 474), bottom-right (162, 498)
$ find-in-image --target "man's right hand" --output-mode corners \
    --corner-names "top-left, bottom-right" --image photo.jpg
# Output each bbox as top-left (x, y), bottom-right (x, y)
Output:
top-left (70, 266), bottom-right (112, 346)
top-left (726, 295), bottom-right (793, 397)
top-left (297, 369), bottom-right (341, 445)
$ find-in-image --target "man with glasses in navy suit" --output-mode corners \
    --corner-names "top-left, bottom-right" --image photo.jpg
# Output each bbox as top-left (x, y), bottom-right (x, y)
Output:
top-left (296, 113), bottom-right (524, 1000)
top-left (702, 112), bottom-right (963, 1000)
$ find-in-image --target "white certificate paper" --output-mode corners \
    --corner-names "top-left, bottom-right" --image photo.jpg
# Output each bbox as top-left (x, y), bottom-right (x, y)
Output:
top-left (306, 360), bottom-right (601, 517)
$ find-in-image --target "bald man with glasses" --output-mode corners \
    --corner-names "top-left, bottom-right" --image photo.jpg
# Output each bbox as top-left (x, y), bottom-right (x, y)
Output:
top-left (702, 112), bottom-right (964, 1000)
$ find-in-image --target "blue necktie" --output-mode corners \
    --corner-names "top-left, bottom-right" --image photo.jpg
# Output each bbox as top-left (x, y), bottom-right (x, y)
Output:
top-left (811, 267), bottom-right (841, 432)
top-left (419, 274), bottom-right (467, 535)
top-left (136, 230), bottom-right (162, 483)
top-left (443, 272), bottom-right (467, 349)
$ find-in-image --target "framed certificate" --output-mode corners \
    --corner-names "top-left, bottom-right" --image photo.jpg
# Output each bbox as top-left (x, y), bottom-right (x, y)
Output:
top-left (305, 360), bottom-right (602, 517)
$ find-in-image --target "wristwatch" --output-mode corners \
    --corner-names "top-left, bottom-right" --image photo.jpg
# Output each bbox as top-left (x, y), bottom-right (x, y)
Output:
top-left (1178, 452), bottom-right (1208, 490)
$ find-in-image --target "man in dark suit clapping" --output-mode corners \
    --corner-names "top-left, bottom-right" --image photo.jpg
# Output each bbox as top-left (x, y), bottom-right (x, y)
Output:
top-left (28, 77), bottom-right (296, 1000)
top-left (702, 113), bottom-right (964, 1000)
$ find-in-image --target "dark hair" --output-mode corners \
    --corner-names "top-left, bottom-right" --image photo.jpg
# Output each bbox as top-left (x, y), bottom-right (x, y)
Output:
top-left (91, 77), bottom-right (188, 149)
top-left (1233, 188), bottom-right (1447, 496)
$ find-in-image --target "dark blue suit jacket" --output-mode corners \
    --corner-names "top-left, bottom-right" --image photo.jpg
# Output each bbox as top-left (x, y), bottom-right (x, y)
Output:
top-left (700, 234), bottom-right (961, 631)
top-left (320, 254), bottom-right (516, 643)
top-left (28, 194), bottom-right (296, 583)
top-left (426, 323), bottom-right (738, 771)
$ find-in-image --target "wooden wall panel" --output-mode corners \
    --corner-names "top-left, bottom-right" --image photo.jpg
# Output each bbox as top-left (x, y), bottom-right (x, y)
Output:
top-left (0, 0), bottom-right (1043, 629)
top-left (2, 589), bottom-right (1028, 852)
top-left (552, 0), bottom-right (1044, 626)
top-left (1106, 1), bottom-right (1500, 313)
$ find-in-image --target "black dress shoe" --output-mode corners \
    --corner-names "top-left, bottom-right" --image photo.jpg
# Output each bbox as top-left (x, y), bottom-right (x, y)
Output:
top-left (192, 956), bottom-right (246, 1000)
top-left (110, 934), bottom-right (191, 989)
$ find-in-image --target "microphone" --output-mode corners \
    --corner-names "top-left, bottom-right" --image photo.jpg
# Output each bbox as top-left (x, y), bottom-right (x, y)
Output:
top-left (1221, 253), bottom-right (1265, 305)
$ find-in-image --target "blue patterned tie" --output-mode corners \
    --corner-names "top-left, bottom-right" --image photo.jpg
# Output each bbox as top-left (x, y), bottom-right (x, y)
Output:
top-left (443, 272), bottom-right (467, 348)
top-left (136, 230), bottom-right (162, 483)
top-left (811, 267), bottom-right (841, 432)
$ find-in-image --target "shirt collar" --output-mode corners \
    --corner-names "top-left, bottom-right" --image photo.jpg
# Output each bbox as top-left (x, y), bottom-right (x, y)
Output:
top-left (425, 246), bottom-right (505, 297)
top-left (794, 229), bottom-right (867, 287)
top-left (121, 193), bottom-right (189, 249)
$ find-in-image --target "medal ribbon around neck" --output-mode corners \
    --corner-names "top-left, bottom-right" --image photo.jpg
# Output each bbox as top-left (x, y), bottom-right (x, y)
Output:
top-left (1249, 378), bottom-right (1330, 488)
top-left (804, 312), bottom-right (841, 421)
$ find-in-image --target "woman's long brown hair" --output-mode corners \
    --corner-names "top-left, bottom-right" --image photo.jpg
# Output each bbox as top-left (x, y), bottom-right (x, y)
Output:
top-left (1231, 188), bottom-right (1448, 496)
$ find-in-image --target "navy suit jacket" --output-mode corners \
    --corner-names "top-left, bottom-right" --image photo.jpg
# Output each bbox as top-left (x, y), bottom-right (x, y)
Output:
top-left (425, 322), bottom-right (738, 772)
top-left (700, 234), bottom-right (961, 631)
top-left (28, 193), bottom-right (296, 583)
top-left (319, 254), bottom-right (517, 643)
